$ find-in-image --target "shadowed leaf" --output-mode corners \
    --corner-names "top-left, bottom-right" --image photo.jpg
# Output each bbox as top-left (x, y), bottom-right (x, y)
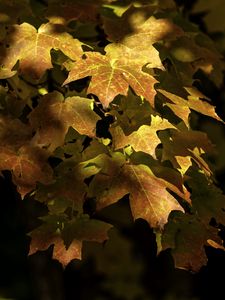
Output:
top-left (162, 211), bottom-right (223, 272)
top-left (29, 91), bottom-right (100, 151)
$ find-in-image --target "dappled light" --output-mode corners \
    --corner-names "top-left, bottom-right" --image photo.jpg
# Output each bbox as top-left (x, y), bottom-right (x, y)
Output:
top-left (0, 1), bottom-right (225, 299)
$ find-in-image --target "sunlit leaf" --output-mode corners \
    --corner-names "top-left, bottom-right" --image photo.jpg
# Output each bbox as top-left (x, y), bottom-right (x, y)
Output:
top-left (89, 162), bottom-right (184, 229)
top-left (103, 6), bottom-right (183, 68)
top-left (158, 88), bottom-right (222, 125)
top-left (0, 0), bottom-right (224, 272)
top-left (0, 22), bottom-right (83, 79)
top-left (110, 115), bottom-right (175, 158)
top-left (63, 47), bottom-right (158, 107)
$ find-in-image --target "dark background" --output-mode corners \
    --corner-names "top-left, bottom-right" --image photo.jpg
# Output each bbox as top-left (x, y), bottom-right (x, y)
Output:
top-left (1, 0), bottom-right (225, 299)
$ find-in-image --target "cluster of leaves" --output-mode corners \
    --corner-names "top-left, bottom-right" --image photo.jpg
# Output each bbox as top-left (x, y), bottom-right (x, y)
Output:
top-left (0, 0), bottom-right (225, 272)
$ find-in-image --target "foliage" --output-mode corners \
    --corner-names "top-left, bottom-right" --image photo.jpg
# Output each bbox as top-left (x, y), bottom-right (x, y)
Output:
top-left (0, 0), bottom-right (225, 272)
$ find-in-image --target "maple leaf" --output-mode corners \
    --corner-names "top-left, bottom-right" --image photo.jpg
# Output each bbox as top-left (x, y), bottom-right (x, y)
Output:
top-left (0, 0), bottom-right (224, 273)
top-left (160, 129), bottom-right (214, 176)
top-left (62, 214), bottom-right (113, 248)
top-left (29, 214), bottom-right (112, 267)
top-left (169, 35), bottom-right (225, 84)
top-left (110, 115), bottom-right (175, 158)
top-left (0, 145), bottom-right (53, 197)
top-left (29, 91), bottom-right (100, 151)
top-left (162, 211), bottom-right (223, 272)
top-left (35, 161), bottom-right (101, 213)
top-left (102, 6), bottom-right (183, 68)
top-left (36, 171), bottom-right (86, 214)
top-left (124, 164), bottom-right (184, 229)
top-left (80, 152), bottom-right (126, 202)
top-left (149, 165), bottom-right (191, 204)
top-left (63, 47), bottom-right (158, 108)
top-left (108, 91), bottom-right (153, 134)
top-left (81, 139), bottom-right (110, 161)
top-left (85, 152), bottom-right (126, 197)
top-left (158, 88), bottom-right (222, 125)
top-left (89, 161), bottom-right (184, 229)
top-left (29, 214), bottom-right (82, 267)
top-left (0, 115), bottom-right (53, 196)
top-left (0, 22), bottom-right (83, 79)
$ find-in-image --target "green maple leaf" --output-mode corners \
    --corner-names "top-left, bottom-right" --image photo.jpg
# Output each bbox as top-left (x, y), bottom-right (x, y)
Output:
top-left (29, 91), bottom-right (100, 151)
top-left (62, 214), bottom-right (112, 248)
top-left (0, 22), bottom-right (83, 79)
top-left (81, 139), bottom-right (110, 160)
top-left (36, 171), bottom-right (87, 214)
top-left (35, 160), bottom-right (101, 213)
top-left (109, 91), bottom-right (153, 134)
